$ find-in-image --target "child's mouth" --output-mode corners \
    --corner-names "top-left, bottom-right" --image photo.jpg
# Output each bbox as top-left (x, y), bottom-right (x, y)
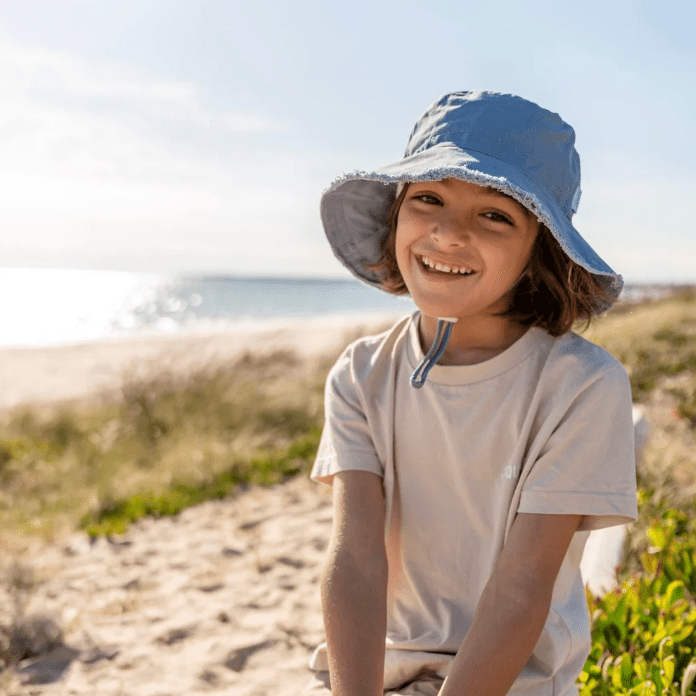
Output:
top-left (420, 255), bottom-right (475, 276)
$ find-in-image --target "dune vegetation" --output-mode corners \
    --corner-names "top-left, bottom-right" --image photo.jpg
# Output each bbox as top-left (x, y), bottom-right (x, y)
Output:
top-left (0, 348), bottom-right (331, 542)
top-left (1, 291), bottom-right (696, 693)
top-left (578, 289), bottom-right (696, 695)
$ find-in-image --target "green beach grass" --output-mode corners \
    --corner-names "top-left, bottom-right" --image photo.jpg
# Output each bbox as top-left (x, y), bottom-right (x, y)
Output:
top-left (578, 289), bottom-right (696, 695)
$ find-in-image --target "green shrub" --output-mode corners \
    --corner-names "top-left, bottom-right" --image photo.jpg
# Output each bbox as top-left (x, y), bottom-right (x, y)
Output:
top-left (581, 510), bottom-right (696, 696)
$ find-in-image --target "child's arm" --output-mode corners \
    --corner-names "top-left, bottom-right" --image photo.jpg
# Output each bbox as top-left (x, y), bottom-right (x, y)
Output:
top-left (438, 511), bottom-right (583, 696)
top-left (320, 470), bottom-right (388, 696)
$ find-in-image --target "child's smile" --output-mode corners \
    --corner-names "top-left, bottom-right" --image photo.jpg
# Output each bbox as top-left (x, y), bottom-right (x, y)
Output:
top-left (419, 255), bottom-right (475, 276)
top-left (394, 178), bottom-right (539, 357)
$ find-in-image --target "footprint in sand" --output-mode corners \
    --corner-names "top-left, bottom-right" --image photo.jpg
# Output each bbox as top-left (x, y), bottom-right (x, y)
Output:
top-left (224, 639), bottom-right (278, 672)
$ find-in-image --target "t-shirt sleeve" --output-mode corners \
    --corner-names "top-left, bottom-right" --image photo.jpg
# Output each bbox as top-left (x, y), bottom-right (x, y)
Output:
top-left (518, 364), bottom-right (638, 531)
top-left (310, 350), bottom-right (384, 485)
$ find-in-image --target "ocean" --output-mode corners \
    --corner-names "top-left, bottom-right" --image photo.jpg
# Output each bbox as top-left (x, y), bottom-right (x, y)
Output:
top-left (0, 268), bottom-right (673, 348)
top-left (0, 268), bottom-right (416, 347)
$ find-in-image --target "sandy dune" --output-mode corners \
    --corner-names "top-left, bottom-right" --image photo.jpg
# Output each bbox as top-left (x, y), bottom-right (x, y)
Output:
top-left (1, 476), bottom-right (331, 696)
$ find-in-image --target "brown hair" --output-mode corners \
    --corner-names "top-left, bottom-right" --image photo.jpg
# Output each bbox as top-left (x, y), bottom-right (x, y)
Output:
top-left (369, 184), bottom-right (615, 337)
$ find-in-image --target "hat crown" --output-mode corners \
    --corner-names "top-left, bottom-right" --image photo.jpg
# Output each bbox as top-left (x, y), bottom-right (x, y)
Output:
top-left (405, 92), bottom-right (581, 219)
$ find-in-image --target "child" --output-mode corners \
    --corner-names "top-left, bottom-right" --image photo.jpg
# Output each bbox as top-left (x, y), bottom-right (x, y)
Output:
top-left (304, 91), bottom-right (638, 696)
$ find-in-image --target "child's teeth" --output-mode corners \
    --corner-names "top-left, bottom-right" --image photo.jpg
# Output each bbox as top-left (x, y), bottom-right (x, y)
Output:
top-left (422, 256), bottom-right (472, 275)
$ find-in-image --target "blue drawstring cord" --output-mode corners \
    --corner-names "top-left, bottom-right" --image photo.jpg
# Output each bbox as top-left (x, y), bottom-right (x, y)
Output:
top-left (410, 317), bottom-right (457, 389)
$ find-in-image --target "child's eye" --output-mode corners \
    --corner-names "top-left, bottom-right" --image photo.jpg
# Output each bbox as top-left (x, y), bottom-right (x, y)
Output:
top-left (411, 193), bottom-right (442, 206)
top-left (483, 211), bottom-right (513, 224)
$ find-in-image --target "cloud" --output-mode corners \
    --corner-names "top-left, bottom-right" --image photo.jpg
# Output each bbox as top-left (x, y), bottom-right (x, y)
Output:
top-left (0, 37), bottom-right (291, 182)
top-left (0, 36), bottom-right (295, 197)
top-left (0, 38), bottom-right (290, 133)
top-left (0, 97), bottom-right (224, 181)
top-left (0, 41), bottom-right (196, 104)
top-left (0, 36), bottom-right (308, 273)
top-left (218, 112), bottom-right (291, 133)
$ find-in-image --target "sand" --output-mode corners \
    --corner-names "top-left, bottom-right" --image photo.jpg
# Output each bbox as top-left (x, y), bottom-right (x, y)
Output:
top-left (0, 314), bottom-right (398, 695)
top-left (0, 313), bottom-right (403, 411)
top-left (1, 476), bottom-right (331, 696)
top-left (0, 313), bottom-right (634, 695)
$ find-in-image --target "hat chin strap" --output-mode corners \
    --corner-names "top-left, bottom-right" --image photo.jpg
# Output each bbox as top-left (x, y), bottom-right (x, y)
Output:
top-left (410, 317), bottom-right (459, 389)
top-left (410, 268), bottom-right (527, 388)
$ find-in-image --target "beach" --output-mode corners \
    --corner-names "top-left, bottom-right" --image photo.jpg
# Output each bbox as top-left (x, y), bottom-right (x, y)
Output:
top-left (0, 313), bottom-right (409, 411)
top-left (0, 314), bottom-right (402, 695)
top-left (2, 475), bottom-right (332, 696)
top-left (0, 311), bottom-right (648, 695)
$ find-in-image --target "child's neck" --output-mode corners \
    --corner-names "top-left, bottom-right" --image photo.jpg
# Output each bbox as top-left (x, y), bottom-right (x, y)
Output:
top-left (418, 314), bottom-right (530, 366)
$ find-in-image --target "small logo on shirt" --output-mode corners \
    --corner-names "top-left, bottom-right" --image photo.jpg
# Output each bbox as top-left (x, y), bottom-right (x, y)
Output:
top-left (502, 464), bottom-right (519, 479)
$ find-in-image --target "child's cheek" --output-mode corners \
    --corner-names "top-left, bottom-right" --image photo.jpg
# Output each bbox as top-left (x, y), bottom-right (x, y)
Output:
top-left (393, 227), bottom-right (409, 274)
top-left (395, 253), bottom-right (411, 288)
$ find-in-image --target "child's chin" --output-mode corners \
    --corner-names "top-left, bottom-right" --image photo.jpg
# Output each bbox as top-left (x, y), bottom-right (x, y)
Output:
top-left (413, 301), bottom-right (463, 321)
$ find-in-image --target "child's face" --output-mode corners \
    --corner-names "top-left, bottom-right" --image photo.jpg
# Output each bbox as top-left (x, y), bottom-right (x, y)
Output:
top-left (395, 178), bottom-right (539, 324)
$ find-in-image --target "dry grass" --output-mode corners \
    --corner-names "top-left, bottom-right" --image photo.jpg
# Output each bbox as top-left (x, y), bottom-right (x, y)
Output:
top-left (0, 347), bottom-right (328, 545)
top-left (581, 290), bottom-right (696, 578)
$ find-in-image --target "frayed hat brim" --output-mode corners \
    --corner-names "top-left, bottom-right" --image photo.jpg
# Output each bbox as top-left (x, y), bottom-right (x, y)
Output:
top-left (321, 143), bottom-right (622, 311)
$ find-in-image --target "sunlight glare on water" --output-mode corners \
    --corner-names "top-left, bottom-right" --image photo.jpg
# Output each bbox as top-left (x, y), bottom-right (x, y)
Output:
top-left (0, 268), bottom-right (162, 347)
top-left (0, 269), bottom-right (414, 348)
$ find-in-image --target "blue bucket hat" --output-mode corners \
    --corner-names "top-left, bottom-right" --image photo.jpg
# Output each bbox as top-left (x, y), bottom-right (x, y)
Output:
top-left (320, 91), bottom-right (622, 311)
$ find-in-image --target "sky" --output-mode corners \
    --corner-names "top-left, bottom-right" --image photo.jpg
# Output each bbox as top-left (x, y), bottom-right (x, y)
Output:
top-left (0, 0), bottom-right (694, 283)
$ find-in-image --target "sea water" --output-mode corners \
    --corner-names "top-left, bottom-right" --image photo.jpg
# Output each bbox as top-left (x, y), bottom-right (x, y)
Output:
top-left (0, 269), bottom-right (416, 347)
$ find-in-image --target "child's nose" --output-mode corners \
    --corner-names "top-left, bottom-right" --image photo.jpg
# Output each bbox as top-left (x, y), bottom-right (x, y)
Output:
top-left (429, 218), bottom-right (471, 246)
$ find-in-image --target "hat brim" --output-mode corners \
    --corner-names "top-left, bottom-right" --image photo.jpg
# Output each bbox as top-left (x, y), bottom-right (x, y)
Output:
top-left (321, 143), bottom-right (622, 310)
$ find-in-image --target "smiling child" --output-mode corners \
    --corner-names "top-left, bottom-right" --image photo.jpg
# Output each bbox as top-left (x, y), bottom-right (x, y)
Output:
top-left (303, 91), bottom-right (638, 696)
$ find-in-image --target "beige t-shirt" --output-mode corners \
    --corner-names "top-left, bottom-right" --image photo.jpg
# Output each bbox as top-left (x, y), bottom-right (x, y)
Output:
top-left (310, 314), bottom-right (638, 695)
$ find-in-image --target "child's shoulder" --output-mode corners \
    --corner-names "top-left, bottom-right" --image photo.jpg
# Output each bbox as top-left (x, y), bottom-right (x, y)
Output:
top-left (328, 314), bottom-right (414, 383)
top-left (553, 330), bottom-right (624, 369)
top-left (540, 329), bottom-right (629, 393)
